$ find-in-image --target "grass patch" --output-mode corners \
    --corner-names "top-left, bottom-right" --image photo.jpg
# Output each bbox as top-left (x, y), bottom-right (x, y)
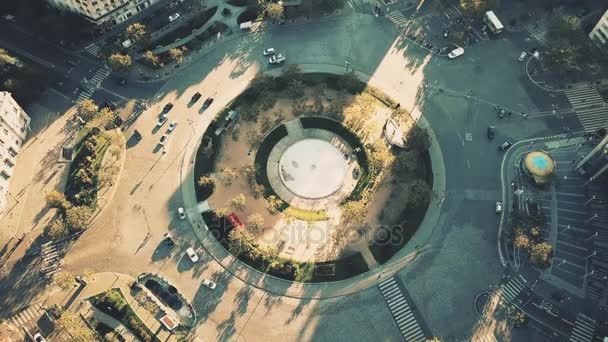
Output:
top-left (285, 207), bottom-right (329, 221)
top-left (89, 288), bottom-right (159, 342)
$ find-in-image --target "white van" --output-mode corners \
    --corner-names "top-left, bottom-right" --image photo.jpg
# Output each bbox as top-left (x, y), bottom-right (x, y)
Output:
top-left (240, 21), bottom-right (253, 30)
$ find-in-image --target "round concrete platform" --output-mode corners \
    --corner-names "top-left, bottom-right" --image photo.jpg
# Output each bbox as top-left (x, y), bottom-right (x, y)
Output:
top-left (279, 139), bottom-right (348, 199)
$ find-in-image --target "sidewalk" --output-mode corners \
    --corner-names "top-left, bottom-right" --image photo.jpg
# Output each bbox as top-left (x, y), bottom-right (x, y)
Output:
top-left (179, 64), bottom-right (446, 299)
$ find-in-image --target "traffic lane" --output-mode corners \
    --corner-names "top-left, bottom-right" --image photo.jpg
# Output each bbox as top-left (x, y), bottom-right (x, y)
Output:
top-left (550, 266), bottom-right (584, 288)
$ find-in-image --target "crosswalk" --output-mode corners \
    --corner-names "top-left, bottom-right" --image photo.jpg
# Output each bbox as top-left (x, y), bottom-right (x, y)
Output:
top-left (564, 88), bottom-right (608, 132)
top-left (569, 313), bottom-right (596, 342)
top-left (498, 276), bottom-right (526, 303)
top-left (387, 11), bottom-right (409, 30)
top-left (378, 277), bottom-right (427, 342)
top-left (84, 43), bottom-right (102, 57)
top-left (2, 303), bottom-right (43, 338)
top-left (76, 66), bottom-right (111, 103)
top-left (347, 0), bottom-right (382, 11)
top-left (525, 17), bottom-right (551, 46)
top-left (443, 5), bottom-right (462, 21)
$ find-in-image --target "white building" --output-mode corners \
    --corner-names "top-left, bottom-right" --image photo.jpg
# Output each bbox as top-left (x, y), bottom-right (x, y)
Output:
top-left (589, 8), bottom-right (608, 45)
top-left (46, 0), bottom-right (160, 26)
top-left (0, 92), bottom-right (30, 215)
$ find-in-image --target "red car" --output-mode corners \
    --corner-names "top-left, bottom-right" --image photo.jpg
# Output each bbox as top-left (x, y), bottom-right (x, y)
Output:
top-left (227, 213), bottom-right (245, 229)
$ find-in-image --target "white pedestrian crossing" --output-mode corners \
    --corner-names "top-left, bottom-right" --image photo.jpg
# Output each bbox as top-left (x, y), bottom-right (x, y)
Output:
top-left (76, 66), bottom-right (111, 103)
top-left (387, 11), bottom-right (408, 30)
top-left (378, 277), bottom-right (427, 342)
top-left (84, 43), bottom-right (102, 57)
top-left (2, 303), bottom-right (43, 338)
top-left (569, 313), bottom-right (596, 342)
top-left (525, 17), bottom-right (551, 46)
top-left (499, 276), bottom-right (526, 303)
top-left (443, 6), bottom-right (462, 21)
top-left (564, 88), bottom-right (608, 132)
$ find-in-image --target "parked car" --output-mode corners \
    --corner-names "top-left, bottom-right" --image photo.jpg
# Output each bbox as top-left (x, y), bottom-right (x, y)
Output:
top-left (169, 13), bottom-right (180, 22)
top-left (159, 134), bottom-right (168, 146)
top-left (499, 140), bottom-right (513, 151)
top-left (156, 114), bottom-right (168, 127)
top-left (518, 51), bottom-right (527, 62)
top-left (162, 103), bottom-right (174, 113)
top-left (269, 53), bottom-right (286, 64)
top-left (191, 92), bottom-right (201, 103)
top-left (202, 279), bottom-right (217, 289)
top-left (448, 47), bottom-right (464, 59)
top-left (263, 48), bottom-right (275, 56)
top-left (202, 97), bottom-right (214, 109)
top-left (443, 29), bottom-right (449, 38)
top-left (185, 247), bottom-right (199, 263)
top-left (33, 333), bottom-right (46, 342)
top-left (177, 207), bottom-right (186, 219)
top-left (487, 125), bottom-right (496, 139)
top-left (118, 78), bottom-right (127, 86)
top-left (495, 201), bottom-right (502, 213)
top-left (164, 233), bottom-right (175, 247)
top-left (167, 121), bottom-right (178, 132)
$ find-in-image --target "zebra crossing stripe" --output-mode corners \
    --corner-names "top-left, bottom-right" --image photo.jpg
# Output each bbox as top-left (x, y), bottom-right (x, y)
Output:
top-left (378, 276), bottom-right (426, 341)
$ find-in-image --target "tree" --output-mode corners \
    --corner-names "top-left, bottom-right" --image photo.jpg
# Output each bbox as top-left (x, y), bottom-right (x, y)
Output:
top-left (87, 107), bottom-right (114, 129)
top-left (406, 125), bottom-right (431, 152)
top-left (267, 3), bottom-right (285, 21)
top-left (287, 79), bottom-right (305, 98)
top-left (513, 234), bottom-right (530, 250)
top-left (126, 23), bottom-right (146, 42)
top-left (219, 168), bottom-right (238, 186)
top-left (337, 71), bottom-right (363, 94)
top-left (108, 53), bottom-right (132, 71)
top-left (369, 141), bottom-right (394, 173)
top-left (198, 175), bottom-right (216, 187)
top-left (266, 195), bottom-right (284, 214)
top-left (459, 0), bottom-right (499, 17)
top-left (215, 207), bottom-right (229, 218)
top-left (78, 99), bottom-right (99, 121)
top-left (45, 191), bottom-right (71, 211)
top-left (228, 228), bottom-right (255, 256)
top-left (169, 47), bottom-right (186, 64)
top-left (247, 214), bottom-right (265, 233)
top-left (343, 94), bottom-right (376, 140)
top-left (530, 242), bottom-right (552, 267)
top-left (47, 219), bottom-right (70, 239)
top-left (0, 48), bottom-right (21, 70)
top-left (53, 271), bottom-right (76, 290)
top-left (394, 151), bottom-right (416, 178)
top-left (102, 289), bottom-right (127, 312)
top-left (392, 108), bottom-right (411, 124)
top-left (281, 64), bottom-right (302, 84)
top-left (341, 200), bottom-right (367, 226)
top-left (99, 164), bottom-right (119, 188)
top-left (230, 194), bottom-right (247, 211)
top-left (65, 206), bottom-right (94, 231)
top-left (56, 310), bottom-right (97, 342)
top-left (143, 50), bottom-right (161, 67)
top-left (332, 226), bottom-right (351, 249)
top-left (407, 179), bottom-right (433, 207)
top-left (246, 130), bottom-right (262, 149)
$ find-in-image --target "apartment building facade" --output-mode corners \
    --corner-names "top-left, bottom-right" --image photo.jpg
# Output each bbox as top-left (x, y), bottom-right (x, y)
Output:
top-left (46, 0), bottom-right (160, 26)
top-left (589, 8), bottom-right (608, 46)
top-left (0, 92), bottom-right (30, 215)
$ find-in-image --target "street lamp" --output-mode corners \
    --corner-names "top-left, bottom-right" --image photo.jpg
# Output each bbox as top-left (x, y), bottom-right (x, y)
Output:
top-left (586, 232), bottom-right (599, 241)
top-left (554, 259), bottom-right (567, 268)
top-left (586, 251), bottom-right (597, 259)
top-left (585, 195), bottom-right (597, 206)
top-left (560, 225), bottom-right (572, 234)
top-left (584, 270), bottom-right (595, 279)
top-left (585, 213), bottom-right (599, 223)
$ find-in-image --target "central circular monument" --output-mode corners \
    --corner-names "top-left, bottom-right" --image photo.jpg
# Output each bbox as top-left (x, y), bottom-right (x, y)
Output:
top-left (279, 138), bottom-right (348, 199)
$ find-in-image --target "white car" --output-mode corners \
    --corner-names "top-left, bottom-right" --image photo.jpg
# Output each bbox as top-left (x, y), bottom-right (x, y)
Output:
top-left (167, 121), bottom-right (177, 132)
top-left (263, 48), bottom-right (275, 56)
top-left (186, 247), bottom-right (199, 263)
top-left (156, 114), bottom-right (168, 127)
top-left (159, 134), bottom-right (168, 146)
top-left (177, 207), bottom-right (186, 219)
top-left (202, 279), bottom-right (216, 289)
top-left (448, 47), bottom-right (464, 59)
top-left (269, 53), bottom-right (286, 64)
top-left (495, 201), bottom-right (503, 214)
top-left (518, 51), bottom-right (527, 62)
top-left (33, 333), bottom-right (46, 342)
top-left (169, 13), bottom-right (180, 22)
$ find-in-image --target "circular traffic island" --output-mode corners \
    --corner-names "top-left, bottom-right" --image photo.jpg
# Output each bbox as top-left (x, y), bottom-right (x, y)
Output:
top-left (193, 70), bottom-right (434, 282)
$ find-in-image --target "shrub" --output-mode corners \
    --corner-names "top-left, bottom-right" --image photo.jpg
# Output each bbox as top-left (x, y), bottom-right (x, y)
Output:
top-left (45, 191), bottom-right (71, 211)
top-left (65, 205), bottom-right (94, 231)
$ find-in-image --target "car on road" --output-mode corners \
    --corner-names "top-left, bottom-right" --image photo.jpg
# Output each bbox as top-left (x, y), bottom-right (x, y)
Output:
top-left (191, 92), bottom-right (201, 103)
top-left (169, 13), bottom-right (180, 22)
top-left (202, 279), bottom-right (217, 289)
top-left (156, 114), bottom-right (168, 127)
top-left (269, 53), bottom-right (286, 64)
top-left (495, 202), bottom-right (502, 213)
top-left (162, 103), bottom-right (174, 113)
top-left (202, 97), bottom-right (214, 109)
top-left (177, 207), bottom-right (186, 219)
top-left (487, 125), bottom-right (496, 139)
top-left (159, 134), bottom-right (168, 146)
top-left (443, 29), bottom-right (449, 38)
top-left (518, 51), bottom-right (527, 62)
top-left (263, 48), bottom-right (275, 56)
top-left (499, 140), bottom-right (513, 151)
top-left (373, 5), bottom-right (384, 16)
top-left (167, 121), bottom-right (177, 132)
top-left (186, 247), bottom-right (199, 262)
top-left (448, 47), bottom-right (464, 59)
top-left (33, 333), bottom-right (46, 342)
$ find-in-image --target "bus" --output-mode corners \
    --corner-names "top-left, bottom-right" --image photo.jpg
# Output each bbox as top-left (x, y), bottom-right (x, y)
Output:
top-left (484, 11), bottom-right (504, 34)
